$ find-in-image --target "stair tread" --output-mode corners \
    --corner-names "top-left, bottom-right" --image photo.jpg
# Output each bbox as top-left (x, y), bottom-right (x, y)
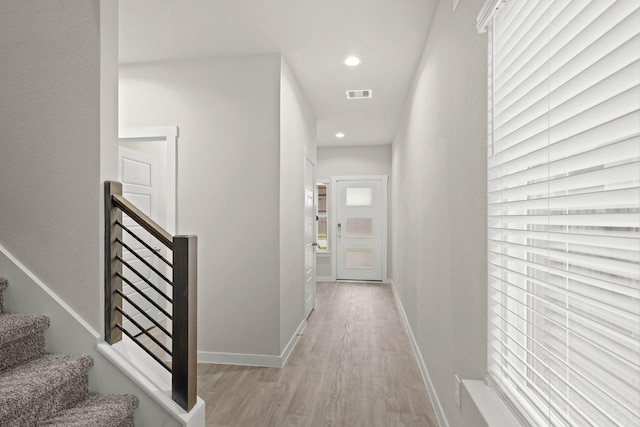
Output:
top-left (0, 313), bottom-right (49, 345)
top-left (0, 353), bottom-right (93, 420)
top-left (40, 393), bottom-right (139, 427)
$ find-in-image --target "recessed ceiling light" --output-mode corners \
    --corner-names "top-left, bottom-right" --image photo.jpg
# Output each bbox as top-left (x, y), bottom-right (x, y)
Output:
top-left (335, 132), bottom-right (345, 138)
top-left (345, 56), bottom-right (360, 66)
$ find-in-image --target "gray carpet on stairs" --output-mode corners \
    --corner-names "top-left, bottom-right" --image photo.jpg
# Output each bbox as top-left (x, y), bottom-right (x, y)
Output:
top-left (0, 277), bottom-right (7, 313)
top-left (40, 394), bottom-right (139, 427)
top-left (0, 278), bottom-right (139, 426)
top-left (0, 313), bottom-right (49, 371)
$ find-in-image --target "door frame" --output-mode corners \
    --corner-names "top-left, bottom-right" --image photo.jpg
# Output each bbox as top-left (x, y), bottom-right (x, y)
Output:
top-left (331, 175), bottom-right (388, 282)
top-left (304, 148), bottom-right (317, 314)
top-left (118, 126), bottom-right (178, 234)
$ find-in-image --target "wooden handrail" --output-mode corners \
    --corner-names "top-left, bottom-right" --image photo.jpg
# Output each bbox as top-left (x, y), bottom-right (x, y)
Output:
top-left (111, 194), bottom-right (173, 249)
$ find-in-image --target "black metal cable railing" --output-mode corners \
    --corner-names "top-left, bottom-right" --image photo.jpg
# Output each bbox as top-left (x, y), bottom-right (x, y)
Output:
top-left (105, 181), bottom-right (197, 412)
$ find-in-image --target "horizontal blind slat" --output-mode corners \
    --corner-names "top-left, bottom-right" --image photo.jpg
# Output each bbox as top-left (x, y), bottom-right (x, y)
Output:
top-left (488, 277), bottom-right (640, 371)
top-left (487, 315), bottom-right (639, 421)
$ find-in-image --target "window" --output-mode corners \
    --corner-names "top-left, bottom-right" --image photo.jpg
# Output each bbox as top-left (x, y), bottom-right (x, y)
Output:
top-left (316, 183), bottom-right (328, 251)
top-left (481, 0), bottom-right (640, 425)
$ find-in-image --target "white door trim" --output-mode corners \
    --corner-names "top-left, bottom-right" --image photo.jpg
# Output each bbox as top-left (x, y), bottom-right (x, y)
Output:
top-left (118, 126), bottom-right (178, 235)
top-left (330, 175), bottom-right (388, 282)
top-left (304, 150), bottom-right (317, 315)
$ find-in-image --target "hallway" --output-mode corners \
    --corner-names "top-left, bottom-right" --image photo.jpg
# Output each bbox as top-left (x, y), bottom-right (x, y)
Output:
top-left (197, 281), bottom-right (438, 426)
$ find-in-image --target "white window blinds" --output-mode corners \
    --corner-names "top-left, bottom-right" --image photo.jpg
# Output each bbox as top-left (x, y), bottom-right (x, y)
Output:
top-left (486, 1), bottom-right (640, 426)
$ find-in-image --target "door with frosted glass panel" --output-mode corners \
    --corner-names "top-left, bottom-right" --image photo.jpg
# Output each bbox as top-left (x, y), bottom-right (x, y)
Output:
top-left (336, 179), bottom-right (385, 281)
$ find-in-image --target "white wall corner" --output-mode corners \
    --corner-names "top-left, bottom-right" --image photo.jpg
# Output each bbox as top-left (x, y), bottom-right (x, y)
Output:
top-left (198, 318), bottom-right (307, 368)
top-left (388, 279), bottom-right (450, 427)
top-left (281, 318), bottom-right (307, 366)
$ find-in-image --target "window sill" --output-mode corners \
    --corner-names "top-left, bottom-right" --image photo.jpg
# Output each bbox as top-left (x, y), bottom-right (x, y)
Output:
top-left (462, 380), bottom-right (522, 427)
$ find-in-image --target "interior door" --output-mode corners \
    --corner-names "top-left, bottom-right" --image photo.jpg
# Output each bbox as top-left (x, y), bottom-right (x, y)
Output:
top-left (336, 179), bottom-right (384, 281)
top-left (304, 155), bottom-right (317, 318)
top-left (118, 146), bottom-right (164, 332)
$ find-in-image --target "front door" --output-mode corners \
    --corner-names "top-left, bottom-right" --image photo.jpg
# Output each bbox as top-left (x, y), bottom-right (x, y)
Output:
top-left (118, 146), bottom-right (165, 332)
top-left (304, 155), bottom-right (317, 318)
top-left (336, 178), bottom-right (386, 281)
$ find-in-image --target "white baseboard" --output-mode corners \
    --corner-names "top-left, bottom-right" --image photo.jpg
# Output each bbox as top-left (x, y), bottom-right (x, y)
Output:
top-left (0, 243), bottom-right (202, 427)
top-left (198, 319), bottom-right (307, 368)
top-left (388, 279), bottom-right (449, 427)
top-left (198, 350), bottom-right (282, 367)
top-left (281, 318), bottom-right (307, 366)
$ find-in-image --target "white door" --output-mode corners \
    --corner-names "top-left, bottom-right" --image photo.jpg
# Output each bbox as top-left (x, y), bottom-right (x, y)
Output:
top-left (304, 155), bottom-right (316, 318)
top-left (118, 146), bottom-right (165, 332)
top-left (336, 178), bottom-right (386, 281)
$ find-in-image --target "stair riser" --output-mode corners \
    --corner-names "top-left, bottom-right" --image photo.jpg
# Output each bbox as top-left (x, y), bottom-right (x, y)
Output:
top-left (0, 278), bottom-right (6, 314)
top-left (0, 332), bottom-right (46, 371)
top-left (3, 372), bottom-right (90, 426)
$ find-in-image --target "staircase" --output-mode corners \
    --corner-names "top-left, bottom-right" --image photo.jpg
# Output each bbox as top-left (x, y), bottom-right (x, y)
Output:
top-left (0, 277), bottom-right (139, 426)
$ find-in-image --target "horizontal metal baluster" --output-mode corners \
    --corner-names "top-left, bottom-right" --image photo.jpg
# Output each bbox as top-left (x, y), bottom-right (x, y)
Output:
top-left (116, 323), bottom-right (172, 373)
top-left (116, 237), bottom-right (173, 286)
top-left (116, 276), bottom-right (173, 320)
top-left (116, 257), bottom-right (172, 303)
top-left (115, 306), bottom-right (172, 356)
top-left (115, 295), bottom-right (172, 339)
top-left (116, 219), bottom-right (173, 268)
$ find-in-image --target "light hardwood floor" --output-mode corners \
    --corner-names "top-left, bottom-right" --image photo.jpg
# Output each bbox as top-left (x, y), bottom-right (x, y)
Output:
top-left (196, 281), bottom-right (438, 426)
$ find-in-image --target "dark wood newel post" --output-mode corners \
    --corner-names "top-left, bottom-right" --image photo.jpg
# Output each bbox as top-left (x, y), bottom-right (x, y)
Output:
top-left (104, 181), bottom-right (123, 344)
top-left (172, 235), bottom-right (198, 412)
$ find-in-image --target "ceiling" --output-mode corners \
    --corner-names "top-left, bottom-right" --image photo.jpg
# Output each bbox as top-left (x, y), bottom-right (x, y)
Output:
top-left (119, 0), bottom-right (438, 147)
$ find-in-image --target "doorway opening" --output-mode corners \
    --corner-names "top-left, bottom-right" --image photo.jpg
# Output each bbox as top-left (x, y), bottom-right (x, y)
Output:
top-left (117, 126), bottom-right (178, 340)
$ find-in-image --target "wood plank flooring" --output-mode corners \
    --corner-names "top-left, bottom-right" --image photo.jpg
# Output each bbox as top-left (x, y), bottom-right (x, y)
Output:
top-left (197, 281), bottom-right (438, 426)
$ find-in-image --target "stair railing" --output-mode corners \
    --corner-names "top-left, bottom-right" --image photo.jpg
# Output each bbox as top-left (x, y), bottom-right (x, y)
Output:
top-left (104, 181), bottom-right (197, 412)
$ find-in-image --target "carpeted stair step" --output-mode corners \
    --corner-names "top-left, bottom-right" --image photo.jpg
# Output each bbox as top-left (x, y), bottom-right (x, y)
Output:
top-left (0, 353), bottom-right (93, 425)
top-left (40, 393), bottom-right (139, 427)
top-left (0, 277), bottom-right (7, 313)
top-left (0, 313), bottom-right (49, 371)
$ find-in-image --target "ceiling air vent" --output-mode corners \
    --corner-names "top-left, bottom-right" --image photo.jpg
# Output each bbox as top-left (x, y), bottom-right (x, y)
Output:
top-left (346, 89), bottom-right (373, 100)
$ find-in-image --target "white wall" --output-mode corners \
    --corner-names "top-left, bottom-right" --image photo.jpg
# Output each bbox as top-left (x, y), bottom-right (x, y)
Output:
top-left (0, 0), bottom-right (103, 330)
top-left (316, 145), bottom-right (392, 279)
top-left (391, 0), bottom-right (488, 426)
top-left (316, 145), bottom-right (392, 179)
top-left (119, 55), bottom-right (283, 356)
top-left (279, 58), bottom-right (316, 351)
